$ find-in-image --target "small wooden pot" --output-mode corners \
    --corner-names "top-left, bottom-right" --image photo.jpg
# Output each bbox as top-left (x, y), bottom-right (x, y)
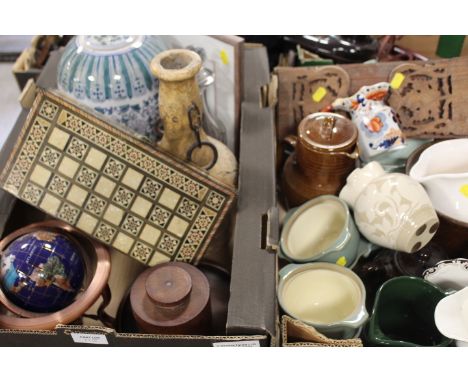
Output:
top-left (130, 262), bottom-right (211, 335)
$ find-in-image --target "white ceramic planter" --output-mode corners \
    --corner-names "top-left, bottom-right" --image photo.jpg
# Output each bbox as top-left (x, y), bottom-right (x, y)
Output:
top-left (340, 161), bottom-right (439, 253)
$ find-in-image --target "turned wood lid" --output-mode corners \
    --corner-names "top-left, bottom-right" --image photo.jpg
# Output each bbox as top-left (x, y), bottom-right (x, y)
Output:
top-left (150, 49), bottom-right (202, 82)
top-left (298, 112), bottom-right (357, 151)
top-left (130, 262), bottom-right (210, 329)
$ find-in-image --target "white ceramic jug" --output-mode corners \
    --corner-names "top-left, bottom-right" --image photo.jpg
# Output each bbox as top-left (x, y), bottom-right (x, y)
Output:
top-left (409, 139), bottom-right (468, 224)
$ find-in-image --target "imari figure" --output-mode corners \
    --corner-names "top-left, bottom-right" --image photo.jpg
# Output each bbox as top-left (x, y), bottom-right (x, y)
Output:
top-left (332, 82), bottom-right (405, 162)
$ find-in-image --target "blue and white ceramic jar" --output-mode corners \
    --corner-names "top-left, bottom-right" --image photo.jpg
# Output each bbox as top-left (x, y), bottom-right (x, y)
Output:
top-left (57, 35), bottom-right (167, 143)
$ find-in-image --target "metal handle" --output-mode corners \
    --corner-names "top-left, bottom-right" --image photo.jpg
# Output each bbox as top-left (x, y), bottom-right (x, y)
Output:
top-left (186, 102), bottom-right (219, 171)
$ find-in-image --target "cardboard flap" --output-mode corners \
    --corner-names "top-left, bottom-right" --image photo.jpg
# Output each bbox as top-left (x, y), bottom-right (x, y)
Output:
top-left (281, 316), bottom-right (363, 347)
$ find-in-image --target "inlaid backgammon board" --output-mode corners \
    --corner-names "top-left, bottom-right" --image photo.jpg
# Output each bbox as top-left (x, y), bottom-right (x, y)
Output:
top-left (0, 90), bottom-right (236, 266)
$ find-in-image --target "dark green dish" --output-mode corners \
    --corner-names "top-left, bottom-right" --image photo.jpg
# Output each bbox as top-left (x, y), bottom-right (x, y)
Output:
top-left (366, 276), bottom-right (453, 347)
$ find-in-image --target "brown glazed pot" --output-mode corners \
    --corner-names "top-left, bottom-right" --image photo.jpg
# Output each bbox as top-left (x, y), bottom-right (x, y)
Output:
top-left (406, 142), bottom-right (468, 258)
top-left (130, 262), bottom-right (211, 335)
top-left (0, 220), bottom-right (111, 330)
top-left (282, 112), bottom-right (358, 208)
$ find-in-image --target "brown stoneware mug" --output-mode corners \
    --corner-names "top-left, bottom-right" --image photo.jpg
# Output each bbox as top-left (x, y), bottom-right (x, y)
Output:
top-left (282, 112), bottom-right (358, 208)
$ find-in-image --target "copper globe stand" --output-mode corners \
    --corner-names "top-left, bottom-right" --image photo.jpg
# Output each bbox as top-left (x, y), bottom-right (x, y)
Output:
top-left (0, 220), bottom-right (111, 330)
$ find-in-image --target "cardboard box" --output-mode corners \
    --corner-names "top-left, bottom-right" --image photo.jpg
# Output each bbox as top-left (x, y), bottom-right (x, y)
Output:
top-left (12, 48), bottom-right (42, 91)
top-left (0, 45), bottom-right (278, 346)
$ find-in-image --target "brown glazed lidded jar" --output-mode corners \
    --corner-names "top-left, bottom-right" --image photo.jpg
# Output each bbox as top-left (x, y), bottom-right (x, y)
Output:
top-left (130, 262), bottom-right (211, 335)
top-left (282, 112), bottom-right (358, 208)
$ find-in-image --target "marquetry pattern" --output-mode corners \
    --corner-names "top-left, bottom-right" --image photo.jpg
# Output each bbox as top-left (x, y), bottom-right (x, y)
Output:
top-left (0, 91), bottom-right (235, 265)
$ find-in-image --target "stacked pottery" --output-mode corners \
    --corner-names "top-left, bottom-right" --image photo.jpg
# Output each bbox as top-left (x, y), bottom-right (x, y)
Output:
top-left (278, 104), bottom-right (442, 344)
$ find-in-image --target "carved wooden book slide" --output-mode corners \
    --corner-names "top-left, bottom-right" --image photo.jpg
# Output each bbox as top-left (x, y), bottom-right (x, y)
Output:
top-left (387, 58), bottom-right (468, 138)
top-left (275, 66), bottom-right (351, 141)
top-left (0, 90), bottom-right (235, 266)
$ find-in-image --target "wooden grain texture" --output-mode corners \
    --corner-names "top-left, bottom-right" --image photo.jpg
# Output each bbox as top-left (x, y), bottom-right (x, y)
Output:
top-left (387, 58), bottom-right (468, 138)
top-left (276, 57), bottom-right (468, 141)
top-left (130, 262), bottom-right (211, 335)
top-left (275, 66), bottom-right (350, 142)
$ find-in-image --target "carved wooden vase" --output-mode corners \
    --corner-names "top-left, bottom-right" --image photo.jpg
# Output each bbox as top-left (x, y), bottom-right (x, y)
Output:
top-left (150, 49), bottom-right (237, 187)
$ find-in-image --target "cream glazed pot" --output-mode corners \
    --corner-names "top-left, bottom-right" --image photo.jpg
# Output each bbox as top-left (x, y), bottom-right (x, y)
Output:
top-left (339, 161), bottom-right (439, 253)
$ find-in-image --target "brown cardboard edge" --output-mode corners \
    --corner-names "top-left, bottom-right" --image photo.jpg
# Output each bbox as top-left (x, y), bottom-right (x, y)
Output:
top-left (0, 326), bottom-right (269, 347)
top-left (280, 316), bottom-right (363, 347)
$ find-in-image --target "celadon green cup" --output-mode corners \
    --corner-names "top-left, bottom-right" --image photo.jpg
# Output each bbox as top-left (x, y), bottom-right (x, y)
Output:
top-left (280, 195), bottom-right (373, 268)
top-left (366, 276), bottom-right (453, 347)
top-left (278, 262), bottom-right (368, 339)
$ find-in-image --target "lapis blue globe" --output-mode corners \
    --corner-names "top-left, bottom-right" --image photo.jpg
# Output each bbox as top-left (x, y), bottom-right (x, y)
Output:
top-left (0, 231), bottom-right (85, 313)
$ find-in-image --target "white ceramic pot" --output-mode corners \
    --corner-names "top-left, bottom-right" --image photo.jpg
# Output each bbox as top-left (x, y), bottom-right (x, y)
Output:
top-left (339, 161), bottom-right (439, 253)
top-left (409, 139), bottom-right (468, 224)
